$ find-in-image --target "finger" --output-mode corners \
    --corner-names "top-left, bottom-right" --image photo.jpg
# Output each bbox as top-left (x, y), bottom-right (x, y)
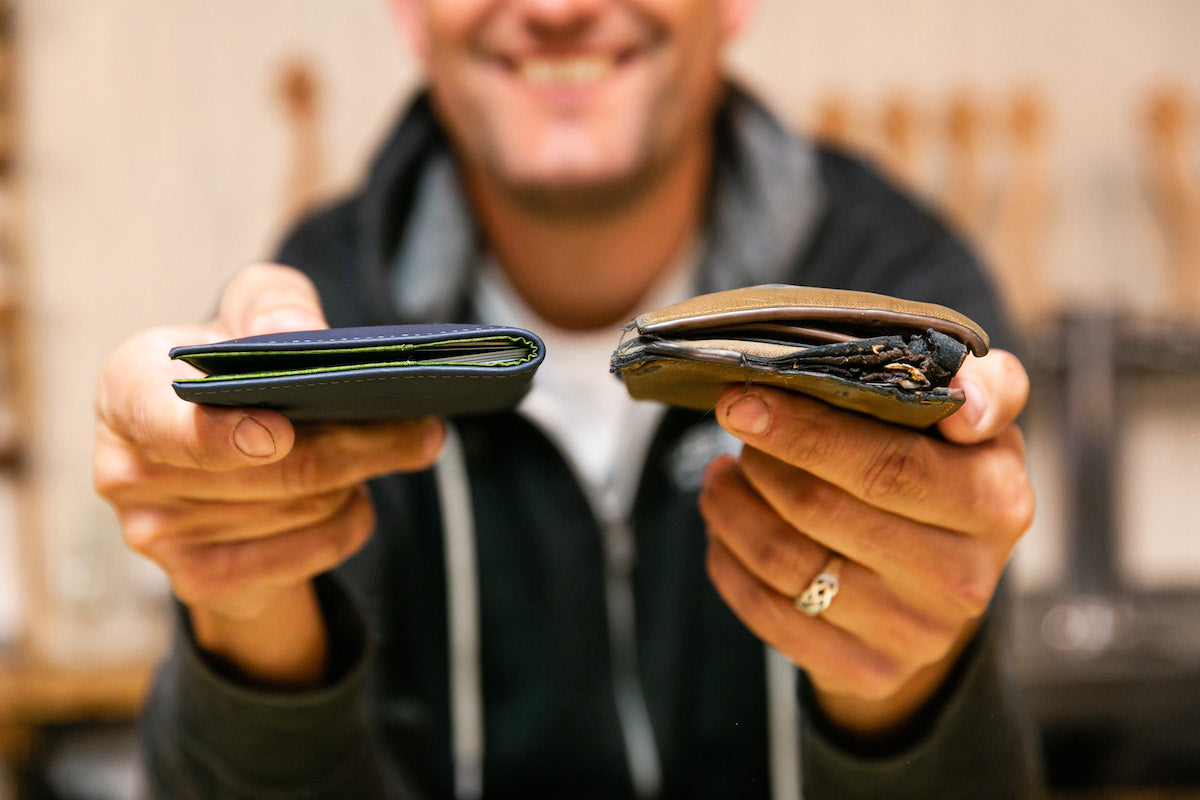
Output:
top-left (715, 386), bottom-right (1034, 538)
top-left (217, 263), bottom-right (328, 338)
top-left (736, 446), bottom-right (1006, 619)
top-left (99, 417), bottom-right (444, 503)
top-left (700, 456), bottom-right (974, 651)
top-left (96, 263), bottom-right (328, 471)
top-left (937, 350), bottom-right (1029, 445)
top-left (120, 487), bottom-right (360, 555)
top-left (163, 486), bottom-right (376, 612)
top-left (699, 455), bottom-right (828, 597)
top-left (94, 326), bottom-right (298, 473)
top-left (705, 536), bottom-right (905, 699)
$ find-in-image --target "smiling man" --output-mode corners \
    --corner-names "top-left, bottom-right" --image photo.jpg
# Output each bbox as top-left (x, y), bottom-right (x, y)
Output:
top-left (94, 1), bottom-right (1042, 798)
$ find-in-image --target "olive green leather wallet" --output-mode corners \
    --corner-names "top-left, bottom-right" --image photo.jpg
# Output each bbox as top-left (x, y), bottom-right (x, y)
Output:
top-left (609, 285), bottom-right (989, 428)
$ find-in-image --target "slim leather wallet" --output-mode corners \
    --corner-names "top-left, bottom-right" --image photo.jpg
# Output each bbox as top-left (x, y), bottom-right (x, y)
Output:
top-left (610, 285), bottom-right (989, 428)
top-left (171, 324), bottom-right (545, 423)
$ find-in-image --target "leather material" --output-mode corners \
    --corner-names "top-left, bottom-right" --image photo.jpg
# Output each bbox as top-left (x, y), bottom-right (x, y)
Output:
top-left (611, 286), bottom-right (989, 428)
top-left (171, 324), bottom-right (545, 423)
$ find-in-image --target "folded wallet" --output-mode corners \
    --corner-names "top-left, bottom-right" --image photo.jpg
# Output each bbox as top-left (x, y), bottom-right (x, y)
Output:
top-left (610, 285), bottom-right (989, 428)
top-left (171, 324), bottom-right (545, 423)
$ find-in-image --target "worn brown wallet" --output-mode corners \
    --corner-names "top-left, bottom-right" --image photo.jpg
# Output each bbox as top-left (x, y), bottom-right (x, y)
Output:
top-left (609, 285), bottom-right (989, 428)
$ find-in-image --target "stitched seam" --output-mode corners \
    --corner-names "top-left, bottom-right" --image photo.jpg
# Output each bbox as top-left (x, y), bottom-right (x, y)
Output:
top-left (216, 327), bottom-right (503, 346)
top-left (177, 373), bottom-right (520, 398)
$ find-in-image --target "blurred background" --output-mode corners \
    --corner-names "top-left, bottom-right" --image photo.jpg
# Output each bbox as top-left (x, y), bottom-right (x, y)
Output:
top-left (0, 0), bottom-right (1197, 798)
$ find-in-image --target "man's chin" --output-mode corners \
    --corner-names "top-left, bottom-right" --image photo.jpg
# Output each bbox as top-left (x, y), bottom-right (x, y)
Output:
top-left (496, 162), bottom-right (666, 221)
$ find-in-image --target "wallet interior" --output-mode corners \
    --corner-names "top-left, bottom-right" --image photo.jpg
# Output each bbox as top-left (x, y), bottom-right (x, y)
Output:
top-left (174, 335), bottom-right (539, 383)
top-left (619, 329), bottom-right (968, 391)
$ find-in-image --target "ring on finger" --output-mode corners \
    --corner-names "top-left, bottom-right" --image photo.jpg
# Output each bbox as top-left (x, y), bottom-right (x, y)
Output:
top-left (795, 554), bottom-right (843, 617)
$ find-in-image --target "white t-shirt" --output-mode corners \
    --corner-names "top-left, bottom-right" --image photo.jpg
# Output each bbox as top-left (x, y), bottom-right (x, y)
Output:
top-left (473, 250), bottom-right (697, 520)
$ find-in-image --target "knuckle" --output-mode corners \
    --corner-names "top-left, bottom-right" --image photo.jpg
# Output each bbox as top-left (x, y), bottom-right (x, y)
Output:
top-left (851, 519), bottom-right (895, 566)
top-left (288, 493), bottom-right (376, 578)
top-left (781, 414), bottom-right (838, 466)
top-left (895, 610), bottom-right (956, 665)
top-left (119, 508), bottom-right (172, 556)
top-left (862, 437), bottom-right (934, 505)
top-left (194, 544), bottom-right (240, 592)
top-left (329, 496), bottom-right (377, 561)
top-left (940, 551), bottom-right (995, 618)
top-left (168, 552), bottom-right (228, 608)
top-left (93, 453), bottom-right (144, 502)
top-left (747, 532), bottom-right (784, 575)
top-left (784, 474), bottom-right (843, 530)
top-left (756, 532), bottom-right (811, 595)
top-left (1000, 424), bottom-right (1028, 460)
top-left (970, 448), bottom-right (1037, 540)
top-left (304, 535), bottom-right (344, 577)
top-left (999, 473), bottom-right (1037, 539)
top-left (851, 654), bottom-right (907, 701)
top-left (281, 443), bottom-right (331, 495)
top-left (290, 489), bottom-right (349, 528)
top-left (344, 512), bottom-right (376, 556)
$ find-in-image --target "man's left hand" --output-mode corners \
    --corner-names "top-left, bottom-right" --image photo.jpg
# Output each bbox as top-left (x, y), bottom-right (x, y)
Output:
top-left (699, 349), bottom-right (1034, 741)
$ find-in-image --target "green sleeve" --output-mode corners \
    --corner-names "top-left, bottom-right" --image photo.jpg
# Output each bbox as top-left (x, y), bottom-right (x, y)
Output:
top-left (800, 617), bottom-right (1044, 800)
top-left (140, 576), bottom-right (389, 800)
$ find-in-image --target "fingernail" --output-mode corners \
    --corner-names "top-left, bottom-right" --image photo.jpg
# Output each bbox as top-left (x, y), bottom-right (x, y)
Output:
top-left (725, 394), bottom-right (771, 435)
top-left (233, 415), bottom-right (277, 458)
top-left (957, 378), bottom-right (986, 429)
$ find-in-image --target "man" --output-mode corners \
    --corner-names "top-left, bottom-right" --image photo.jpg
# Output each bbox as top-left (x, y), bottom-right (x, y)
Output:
top-left (93, 1), bottom-right (1041, 797)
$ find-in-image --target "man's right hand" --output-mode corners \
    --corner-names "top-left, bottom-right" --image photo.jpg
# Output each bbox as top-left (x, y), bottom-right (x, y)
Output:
top-left (93, 264), bottom-right (444, 688)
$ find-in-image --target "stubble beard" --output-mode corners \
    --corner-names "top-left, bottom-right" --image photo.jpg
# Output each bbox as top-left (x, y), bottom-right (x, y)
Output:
top-left (487, 147), bottom-right (677, 223)
top-left (474, 85), bottom-right (707, 223)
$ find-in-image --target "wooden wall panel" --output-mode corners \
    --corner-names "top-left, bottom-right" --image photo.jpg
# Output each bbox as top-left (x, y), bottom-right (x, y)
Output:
top-left (6, 0), bottom-right (1199, 653)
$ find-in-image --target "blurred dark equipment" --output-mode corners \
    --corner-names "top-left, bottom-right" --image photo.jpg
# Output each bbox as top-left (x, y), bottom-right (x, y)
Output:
top-left (1018, 310), bottom-right (1200, 789)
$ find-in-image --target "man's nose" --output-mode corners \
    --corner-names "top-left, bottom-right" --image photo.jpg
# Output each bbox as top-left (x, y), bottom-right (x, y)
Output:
top-left (517, 0), bottom-right (606, 33)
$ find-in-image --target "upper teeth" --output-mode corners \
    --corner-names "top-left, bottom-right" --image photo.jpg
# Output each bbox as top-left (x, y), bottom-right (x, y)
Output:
top-left (519, 57), bottom-right (612, 85)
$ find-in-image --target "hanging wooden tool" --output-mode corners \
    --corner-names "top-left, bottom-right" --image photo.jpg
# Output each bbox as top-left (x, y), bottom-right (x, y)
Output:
top-left (809, 93), bottom-right (856, 152)
top-left (990, 88), bottom-right (1052, 322)
top-left (1145, 85), bottom-right (1200, 318)
top-left (942, 91), bottom-right (989, 240)
top-left (277, 57), bottom-right (324, 225)
top-left (878, 93), bottom-right (923, 193)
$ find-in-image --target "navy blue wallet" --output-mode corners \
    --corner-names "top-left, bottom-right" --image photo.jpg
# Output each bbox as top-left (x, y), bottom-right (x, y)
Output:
top-left (170, 324), bottom-right (545, 423)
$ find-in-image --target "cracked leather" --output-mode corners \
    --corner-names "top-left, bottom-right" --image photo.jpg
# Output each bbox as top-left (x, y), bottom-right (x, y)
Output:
top-left (610, 286), bottom-right (989, 428)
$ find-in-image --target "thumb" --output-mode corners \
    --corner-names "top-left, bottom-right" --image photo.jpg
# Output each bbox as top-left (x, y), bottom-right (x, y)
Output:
top-left (937, 349), bottom-right (1030, 444)
top-left (218, 263), bottom-right (328, 338)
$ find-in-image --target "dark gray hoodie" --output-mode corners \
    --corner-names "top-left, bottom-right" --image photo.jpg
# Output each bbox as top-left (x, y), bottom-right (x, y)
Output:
top-left (142, 86), bottom-right (1043, 800)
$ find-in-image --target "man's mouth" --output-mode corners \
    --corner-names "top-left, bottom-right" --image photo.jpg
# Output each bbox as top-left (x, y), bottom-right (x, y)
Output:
top-left (518, 55), bottom-right (615, 85)
top-left (493, 41), bottom-right (645, 88)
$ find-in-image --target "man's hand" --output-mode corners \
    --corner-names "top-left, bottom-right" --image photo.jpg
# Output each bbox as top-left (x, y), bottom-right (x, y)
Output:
top-left (699, 350), bottom-right (1034, 741)
top-left (93, 264), bottom-right (444, 688)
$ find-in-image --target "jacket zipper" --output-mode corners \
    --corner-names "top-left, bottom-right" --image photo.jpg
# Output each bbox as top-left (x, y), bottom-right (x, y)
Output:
top-left (520, 404), bottom-right (667, 799)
